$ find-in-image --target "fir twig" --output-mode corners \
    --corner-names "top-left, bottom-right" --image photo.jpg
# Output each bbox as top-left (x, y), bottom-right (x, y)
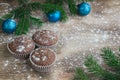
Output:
top-left (84, 55), bottom-right (104, 77)
top-left (2, 13), bottom-right (14, 19)
top-left (0, 18), bottom-right (3, 25)
top-left (17, 0), bottom-right (29, 5)
top-left (0, 0), bottom-right (94, 35)
top-left (28, 2), bottom-right (68, 21)
top-left (0, 13), bottom-right (14, 25)
top-left (66, 0), bottom-right (77, 15)
top-left (30, 16), bottom-right (43, 26)
top-left (74, 67), bottom-right (89, 80)
top-left (46, 0), bottom-right (63, 5)
top-left (85, 55), bottom-right (120, 80)
top-left (101, 48), bottom-right (120, 71)
top-left (103, 71), bottom-right (120, 80)
top-left (15, 16), bottom-right (30, 35)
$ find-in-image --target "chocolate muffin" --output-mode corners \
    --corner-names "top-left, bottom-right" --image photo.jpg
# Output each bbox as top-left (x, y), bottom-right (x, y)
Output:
top-left (32, 30), bottom-right (58, 46)
top-left (7, 36), bottom-right (35, 59)
top-left (29, 48), bottom-right (56, 72)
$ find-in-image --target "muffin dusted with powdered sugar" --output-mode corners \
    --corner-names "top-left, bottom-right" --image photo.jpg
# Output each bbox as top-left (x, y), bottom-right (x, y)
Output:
top-left (32, 30), bottom-right (58, 46)
top-left (29, 47), bottom-right (56, 72)
top-left (7, 36), bottom-right (35, 59)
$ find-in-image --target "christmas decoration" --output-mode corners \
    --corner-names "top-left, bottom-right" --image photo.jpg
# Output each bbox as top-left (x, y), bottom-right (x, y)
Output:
top-left (0, 0), bottom-right (120, 79)
top-left (0, 0), bottom-right (93, 35)
top-left (47, 10), bottom-right (61, 22)
top-left (0, 0), bottom-right (67, 35)
top-left (2, 19), bottom-right (17, 34)
top-left (77, 2), bottom-right (91, 16)
top-left (74, 48), bottom-right (120, 80)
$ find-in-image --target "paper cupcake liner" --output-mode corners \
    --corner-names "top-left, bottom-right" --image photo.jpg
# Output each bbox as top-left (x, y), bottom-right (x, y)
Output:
top-left (7, 43), bottom-right (35, 59)
top-left (29, 48), bottom-right (56, 72)
top-left (31, 63), bottom-right (53, 72)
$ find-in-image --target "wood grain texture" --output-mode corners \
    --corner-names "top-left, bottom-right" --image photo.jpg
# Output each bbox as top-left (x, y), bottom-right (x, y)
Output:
top-left (0, 0), bottom-right (120, 80)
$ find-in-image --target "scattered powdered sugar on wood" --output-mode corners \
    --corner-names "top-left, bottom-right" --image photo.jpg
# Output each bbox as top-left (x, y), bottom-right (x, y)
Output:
top-left (0, 0), bottom-right (120, 80)
top-left (3, 60), bottom-right (9, 67)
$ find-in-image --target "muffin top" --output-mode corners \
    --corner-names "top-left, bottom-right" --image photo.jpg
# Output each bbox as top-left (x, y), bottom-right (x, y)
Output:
top-left (30, 48), bottom-right (56, 66)
top-left (32, 30), bottom-right (58, 46)
top-left (8, 36), bottom-right (35, 54)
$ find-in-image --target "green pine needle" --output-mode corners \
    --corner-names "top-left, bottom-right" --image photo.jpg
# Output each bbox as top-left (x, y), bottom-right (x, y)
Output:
top-left (15, 17), bottom-right (30, 35)
top-left (29, 2), bottom-right (68, 21)
top-left (0, 13), bottom-right (14, 25)
top-left (0, 0), bottom-right (94, 35)
top-left (30, 16), bottom-right (43, 26)
top-left (0, 18), bottom-right (3, 25)
top-left (101, 48), bottom-right (120, 71)
top-left (46, 0), bottom-right (77, 15)
top-left (103, 71), bottom-right (120, 80)
top-left (41, 3), bottom-right (68, 21)
top-left (84, 55), bottom-right (104, 77)
top-left (84, 54), bottom-right (120, 80)
top-left (73, 47), bottom-right (120, 80)
top-left (67, 0), bottom-right (77, 15)
top-left (13, 6), bottom-right (31, 19)
top-left (2, 13), bottom-right (14, 19)
top-left (17, 0), bottom-right (29, 5)
top-left (74, 67), bottom-right (89, 80)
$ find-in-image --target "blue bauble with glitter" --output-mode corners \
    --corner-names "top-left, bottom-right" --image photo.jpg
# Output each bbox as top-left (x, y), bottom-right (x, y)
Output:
top-left (77, 2), bottom-right (91, 16)
top-left (2, 19), bottom-right (17, 34)
top-left (47, 10), bottom-right (61, 22)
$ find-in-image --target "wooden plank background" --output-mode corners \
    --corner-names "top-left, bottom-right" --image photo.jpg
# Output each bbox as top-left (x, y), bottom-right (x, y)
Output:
top-left (0, 0), bottom-right (120, 80)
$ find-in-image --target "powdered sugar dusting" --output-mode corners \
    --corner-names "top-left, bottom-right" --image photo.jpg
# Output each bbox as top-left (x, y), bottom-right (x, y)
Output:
top-left (32, 55), bottom-right (40, 61)
top-left (42, 56), bottom-right (47, 61)
top-left (0, 0), bottom-right (120, 80)
top-left (27, 43), bottom-right (33, 48)
top-left (16, 45), bottom-right (25, 52)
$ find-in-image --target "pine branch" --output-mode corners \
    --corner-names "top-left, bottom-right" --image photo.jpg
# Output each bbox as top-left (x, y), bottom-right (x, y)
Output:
top-left (46, 0), bottom-right (77, 15)
top-left (101, 48), bottom-right (120, 71)
top-left (2, 13), bottom-right (14, 19)
top-left (103, 72), bottom-right (120, 80)
top-left (84, 55), bottom-right (104, 77)
top-left (85, 55), bottom-right (120, 80)
top-left (12, 6), bottom-right (31, 19)
top-left (66, 0), bottom-right (77, 15)
top-left (46, 0), bottom-right (52, 3)
top-left (17, 0), bottom-right (29, 5)
top-left (74, 67), bottom-right (89, 80)
top-left (0, 18), bottom-right (3, 25)
top-left (41, 3), bottom-right (68, 21)
top-left (0, 13), bottom-right (14, 25)
top-left (15, 17), bottom-right (30, 35)
top-left (28, 2), bottom-right (68, 21)
top-left (30, 16), bottom-right (43, 26)
top-left (46, 0), bottom-right (63, 5)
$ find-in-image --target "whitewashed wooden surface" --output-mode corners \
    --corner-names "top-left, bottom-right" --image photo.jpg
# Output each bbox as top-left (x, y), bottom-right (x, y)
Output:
top-left (0, 0), bottom-right (120, 80)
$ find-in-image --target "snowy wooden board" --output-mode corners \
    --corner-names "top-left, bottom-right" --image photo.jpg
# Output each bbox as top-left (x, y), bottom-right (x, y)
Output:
top-left (0, 0), bottom-right (120, 80)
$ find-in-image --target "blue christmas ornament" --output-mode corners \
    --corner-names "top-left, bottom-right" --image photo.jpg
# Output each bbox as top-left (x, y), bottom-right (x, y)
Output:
top-left (47, 10), bottom-right (61, 22)
top-left (77, 2), bottom-right (91, 16)
top-left (2, 19), bottom-right (17, 34)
